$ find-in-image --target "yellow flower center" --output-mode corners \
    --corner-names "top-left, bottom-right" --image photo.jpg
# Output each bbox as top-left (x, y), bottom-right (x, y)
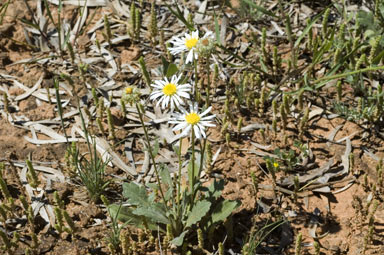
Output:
top-left (125, 87), bottom-right (133, 94)
top-left (273, 162), bottom-right (279, 168)
top-left (185, 112), bottom-right (200, 125)
top-left (185, 37), bottom-right (198, 49)
top-left (162, 83), bottom-right (177, 96)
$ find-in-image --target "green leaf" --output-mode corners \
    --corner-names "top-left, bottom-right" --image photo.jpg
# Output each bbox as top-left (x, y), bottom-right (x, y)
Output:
top-left (171, 230), bottom-right (188, 246)
top-left (241, 0), bottom-right (277, 18)
top-left (19, 18), bottom-right (40, 30)
top-left (165, 3), bottom-right (194, 31)
top-left (208, 179), bottom-right (224, 199)
top-left (294, 13), bottom-right (322, 48)
top-left (109, 204), bottom-right (137, 223)
top-left (161, 56), bottom-right (170, 76)
top-left (164, 187), bottom-right (173, 202)
top-left (122, 182), bottom-right (149, 207)
top-left (133, 206), bottom-right (170, 225)
top-left (211, 200), bottom-right (240, 224)
top-left (214, 12), bottom-right (221, 45)
top-left (166, 63), bottom-right (178, 78)
top-left (372, 48), bottom-right (384, 64)
top-left (186, 200), bottom-right (211, 227)
top-left (160, 165), bottom-right (173, 187)
top-left (152, 139), bottom-right (160, 157)
top-left (109, 204), bottom-right (161, 231)
top-left (357, 10), bottom-right (375, 29)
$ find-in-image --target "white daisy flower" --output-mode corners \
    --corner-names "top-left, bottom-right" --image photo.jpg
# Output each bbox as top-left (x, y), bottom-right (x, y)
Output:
top-left (170, 103), bottom-right (216, 139)
top-left (169, 30), bottom-right (200, 64)
top-left (150, 74), bottom-right (192, 111)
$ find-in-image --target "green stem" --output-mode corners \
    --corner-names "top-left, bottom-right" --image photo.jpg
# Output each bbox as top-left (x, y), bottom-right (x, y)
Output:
top-left (194, 58), bottom-right (198, 99)
top-left (206, 57), bottom-right (211, 107)
top-left (176, 138), bottom-right (182, 206)
top-left (136, 103), bottom-right (168, 209)
top-left (175, 137), bottom-right (183, 224)
top-left (314, 65), bottom-right (384, 85)
top-left (191, 137), bottom-right (207, 204)
top-left (198, 138), bottom-right (207, 181)
top-left (216, 44), bottom-right (271, 77)
top-left (190, 129), bottom-right (196, 203)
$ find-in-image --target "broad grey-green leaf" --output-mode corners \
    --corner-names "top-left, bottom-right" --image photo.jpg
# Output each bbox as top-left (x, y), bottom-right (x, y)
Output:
top-left (122, 182), bottom-right (149, 206)
top-left (166, 63), bottom-right (178, 78)
top-left (170, 230), bottom-right (188, 246)
top-left (186, 200), bottom-right (211, 227)
top-left (211, 200), bottom-right (240, 224)
top-left (160, 165), bottom-right (173, 187)
top-left (357, 10), bottom-right (374, 29)
top-left (109, 205), bottom-right (160, 231)
top-left (133, 207), bottom-right (170, 225)
top-left (152, 139), bottom-right (160, 158)
top-left (208, 179), bottom-right (224, 199)
top-left (164, 187), bottom-right (173, 202)
top-left (109, 205), bottom-right (143, 226)
top-left (161, 56), bottom-right (169, 76)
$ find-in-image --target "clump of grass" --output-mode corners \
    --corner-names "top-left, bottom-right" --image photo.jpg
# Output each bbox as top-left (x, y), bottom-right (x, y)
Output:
top-left (242, 219), bottom-right (285, 255)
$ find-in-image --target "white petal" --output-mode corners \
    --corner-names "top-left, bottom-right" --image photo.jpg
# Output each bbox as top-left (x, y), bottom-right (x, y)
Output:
top-left (200, 121), bottom-right (215, 127)
top-left (178, 92), bottom-right (190, 98)
top-left (178, 84), bottom-right (192, 89)
top-left (198, 125), bottom-right (207, 138)
top-left (192, 103), bottom-right (198, 112)
top-left (172, 122), bottom-right (188, 131)
top-left (178, 106), bottom-right (188, 114)
top-left (171, 74), bottom-right (178, 84)
top-left (155, 80), bottom-right (166, 86)
top-left (162, 96), bottom-right (169, 109)
top-left (200, 106), bottom-right (212, 117)
top-left (193, 125), bottom-right (201, 139)
top-left (150, 93), bottom-right (163, 100)
top-left (186, 50), bottom-right (194, 64)
top-left (201, 114), bottom-right (216, 120)
top-left (173, 95), bottom-right (182, 106)
top-left (170, 98), bottom-right (175, 111)
top-left (173, 96), bottom-right (181, 107)
top-left (169, 119), bottom-right (181, 124)
top-left (156, 97), bottom-right (164, 107)
top-left (175, 74), bottom-right (182, 83)
top-left (202, 31), bottom-right (213, 38)
top-left (192, 30), bottom-right (199, 38)
top-left (181, 125), bottom-right (192, 137)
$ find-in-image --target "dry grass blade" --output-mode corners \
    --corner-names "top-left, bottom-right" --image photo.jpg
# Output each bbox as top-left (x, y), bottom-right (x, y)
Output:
top-left (278, 159), bottom-right (334, 186)
top-left (19, 166), bottom-right (57, 230)
top-left (47, 0), bottom-right (107, 7)
top-left (194, 0), bottom-right (209, 24)
top-left (124, 138), bottom-right (136, 172)
top-left (326, 124), bottom-right (343, 147)
top-left (341, 138), bottom-right (351, 175)
top-left (74, 126), bottom-right (136, 176)
top-left (13, 162), bottom-right (65, 182)
top-left (14, 75), bottom-right (43, 101)
top-left (69, 6), bottom-right (88, 44)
